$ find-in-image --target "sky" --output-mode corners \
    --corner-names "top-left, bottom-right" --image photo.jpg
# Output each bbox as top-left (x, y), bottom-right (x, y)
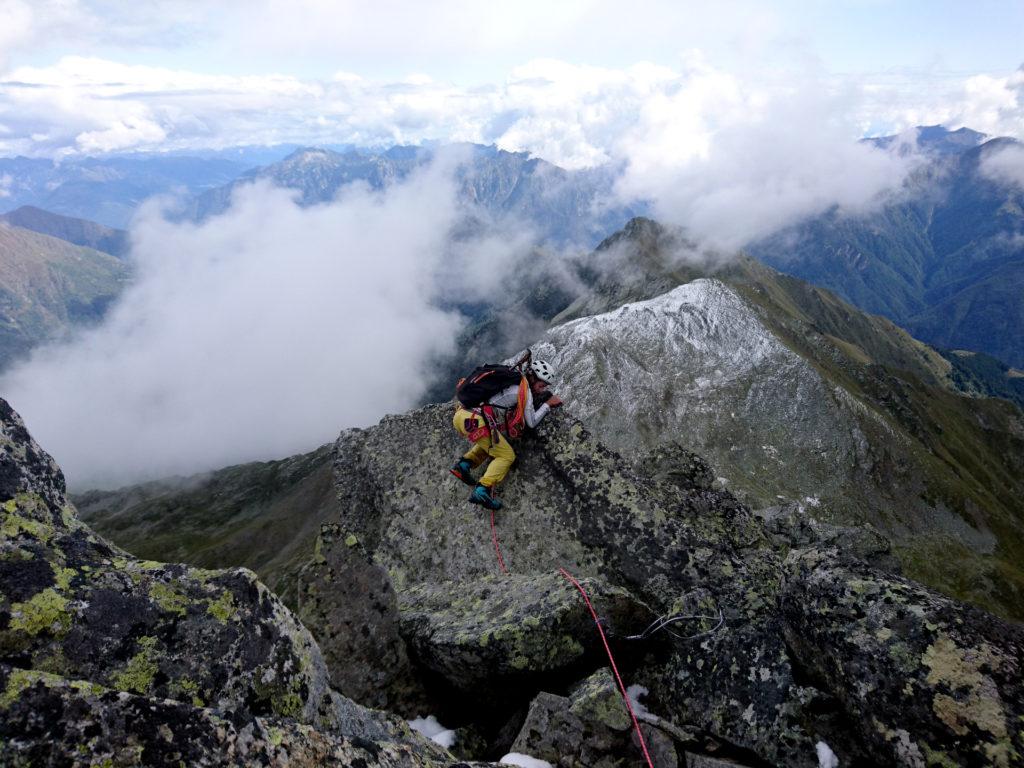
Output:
top-left (0, 0), bottom-right (1022, 162)
top-left (1, 0), bottom-right (1023, 486)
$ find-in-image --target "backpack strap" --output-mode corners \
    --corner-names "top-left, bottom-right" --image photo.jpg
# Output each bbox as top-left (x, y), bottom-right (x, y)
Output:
top-left (504, 377), bottom-right (530, 438)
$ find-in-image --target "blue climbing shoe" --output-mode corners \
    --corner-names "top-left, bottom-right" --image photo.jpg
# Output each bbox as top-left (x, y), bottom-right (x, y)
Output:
top-left (469, 483), bottom-right (502, 510)
top-left (449, 459), bottom-right (475, 486)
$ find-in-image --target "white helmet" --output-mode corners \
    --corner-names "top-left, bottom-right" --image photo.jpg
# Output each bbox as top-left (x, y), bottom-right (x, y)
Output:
top-left (530, 359), bottom-right (556, 384)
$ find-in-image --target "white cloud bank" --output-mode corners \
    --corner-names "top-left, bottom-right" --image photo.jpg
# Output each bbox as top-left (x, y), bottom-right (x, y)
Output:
top-left (0, 54), bottom-right (959, 246)
top-left (0, 156), bottom-right (532, 487)
top-left (616, 67), bottom-right (924, 247)
top-left (3, 56), bottom-right (1022, 165)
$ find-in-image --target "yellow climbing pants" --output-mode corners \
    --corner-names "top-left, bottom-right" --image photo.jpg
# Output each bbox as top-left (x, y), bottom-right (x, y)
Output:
top-left (453, 408), bottom-right (516, 488)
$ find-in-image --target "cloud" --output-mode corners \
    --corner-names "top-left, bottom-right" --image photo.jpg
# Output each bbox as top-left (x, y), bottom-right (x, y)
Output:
top-left (980, 142), bottom-right (1024, 188)
top-left (0, 52), bottom-right (944, 251)
top-left (0, 154), bottom-right (533, 487)
top-left (613, 64), bottom-right (920, 249)
top-left (0, 49), bottom-right (1017, 275)
top-left (0, 1), bottom-right (34, 71)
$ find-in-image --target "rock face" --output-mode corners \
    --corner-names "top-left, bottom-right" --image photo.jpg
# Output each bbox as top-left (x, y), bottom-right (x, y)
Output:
top-left (7, 386), bottom-right (1024, 765)
top-left (536, 279), bottom-right (865, 509)
top-left (782, 548), bottom-right (1024, 767)
top-left (296, 399), bottom-right (1024, 766)
top-left (531, 251), bottom-right (1024, 621)
top-left (0, 398), bottom-right (448, 766)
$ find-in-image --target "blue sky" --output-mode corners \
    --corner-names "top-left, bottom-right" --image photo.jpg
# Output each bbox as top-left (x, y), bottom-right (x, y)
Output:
top-left (9, 1), bottom-right (1023, 82)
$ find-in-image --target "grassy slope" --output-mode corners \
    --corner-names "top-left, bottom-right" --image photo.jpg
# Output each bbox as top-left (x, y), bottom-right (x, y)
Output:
top-left (721, 257), bottom-right (1024, 618)
top-left (0, 224), bottom-right (129, 369)
top-left (75, 445), bottom-right (338, 608)
top-left (0, 206), bottom-right (130, 258)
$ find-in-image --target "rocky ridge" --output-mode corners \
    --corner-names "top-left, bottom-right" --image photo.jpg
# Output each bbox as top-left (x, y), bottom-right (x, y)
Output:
top-left (293, 401), bottom-right (1024, 766)
top-left (0, 397), bottom-right (449, 766)
top-left (536, 218), bottom-right (1024, 620)
top-left (6, 389), bottom-right (1024, 765)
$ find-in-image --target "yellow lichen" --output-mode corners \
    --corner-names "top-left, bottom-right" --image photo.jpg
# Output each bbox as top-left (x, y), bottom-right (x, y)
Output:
top-left (149, 582), bottom-right (188, 616)
top-left (206, 590), bottom-right (236, 623)
top-left (0, 668), bottom-right (37, 708)
top-left (111, 636), bottom-right (159, 694)
top-left (9, 588), bottom-right (71, 636)
top-left (924, 635), bottom-right (1008, 752)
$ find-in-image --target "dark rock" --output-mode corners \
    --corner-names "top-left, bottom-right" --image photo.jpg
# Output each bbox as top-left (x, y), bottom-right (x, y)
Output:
top-left (781, 547), bottom-right (1024, 766)
top-left (0, 398), bottom-right (68, 517)
top-left (510, 670), bottom-right (686, 768)
top-left (325, 403), bottom-right (817, 765)
top-left (0, 398), bottom-right (450, 764)
top-left (398, 573), bottom-right (648, 693)
top-left (755, 502), bottom-right (900, 572)
top-left (297, 523), bottom-right (429, 714)
top-left (0, 664), bottom-right (442, 767)
top-left (638, 443), bottom-right (716, 494)
top-left (684, 753), bottom-right (758, 768)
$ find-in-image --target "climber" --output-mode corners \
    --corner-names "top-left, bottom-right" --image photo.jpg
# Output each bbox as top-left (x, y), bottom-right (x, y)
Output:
top-left (450, 357), bottom-right (563, 510)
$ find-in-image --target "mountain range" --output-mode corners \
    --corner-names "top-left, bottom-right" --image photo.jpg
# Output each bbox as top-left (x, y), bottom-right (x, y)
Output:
top-left (6, 317), bottom-right (1022, 765)
top-left (0, 205), bottom-right (129, 258)
top-left (185, 143), bottom-right (641, 247)
top-left (750, 126), bottom-right (1024, 368)
top-left (0, 154), bottom-right (256, 228)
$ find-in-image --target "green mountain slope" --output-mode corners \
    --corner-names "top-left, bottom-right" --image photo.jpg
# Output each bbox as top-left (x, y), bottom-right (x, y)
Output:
top-left (74, 445), bottom-right (338, 607)
top-left (0, 205), bottom-right (130, 258)
top-left (0, 224), bottom-right (130, 369)
top-left (749, 130), bottom-right (1024, 367)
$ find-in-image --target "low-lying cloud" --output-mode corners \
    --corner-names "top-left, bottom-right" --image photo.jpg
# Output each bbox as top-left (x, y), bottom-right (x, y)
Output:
top-left (980, 142), bottom-right (1024, 188)
top-left (0, 154), bottom-right (532, 488)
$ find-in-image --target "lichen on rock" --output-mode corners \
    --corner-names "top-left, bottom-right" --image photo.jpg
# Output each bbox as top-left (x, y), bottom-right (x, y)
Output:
top-left (1, 398), bottom-right (450, 765)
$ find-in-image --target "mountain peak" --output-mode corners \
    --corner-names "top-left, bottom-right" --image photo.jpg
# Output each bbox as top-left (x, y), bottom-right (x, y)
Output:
top-left (866, 124), bottom-right (987, 155)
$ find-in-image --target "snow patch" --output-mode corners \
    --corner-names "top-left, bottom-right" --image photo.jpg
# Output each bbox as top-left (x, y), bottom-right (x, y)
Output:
top-left (408, 715), bottom-right (456, 749)
top-left (816, 740), bottom-right (839, 768)
top-left (625, 684), bottom-right (652, 718)
top-left (500, 753), bottom-right (554, 768)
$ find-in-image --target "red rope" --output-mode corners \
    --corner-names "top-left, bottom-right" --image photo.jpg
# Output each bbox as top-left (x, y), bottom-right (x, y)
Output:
top-left (490, 508), bottom-right (509, 574)
top-left (558, 567), bottom-right (655, 768)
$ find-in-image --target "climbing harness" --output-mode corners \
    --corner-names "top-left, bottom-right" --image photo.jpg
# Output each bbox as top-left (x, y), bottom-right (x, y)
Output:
top-left (559, 567), bottom-right (656, 768)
